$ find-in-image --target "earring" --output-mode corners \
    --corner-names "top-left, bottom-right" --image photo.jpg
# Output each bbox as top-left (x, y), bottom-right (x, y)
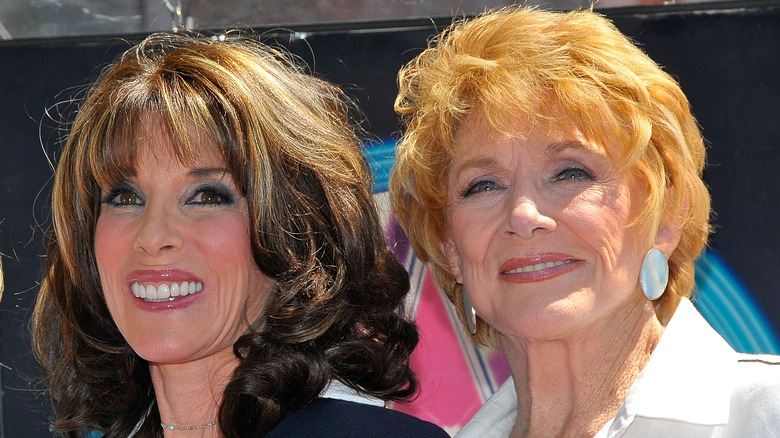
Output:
top-left (640, 248), bottom-right (669, 300)
top-left (462, 284), bottom-right (477, 334)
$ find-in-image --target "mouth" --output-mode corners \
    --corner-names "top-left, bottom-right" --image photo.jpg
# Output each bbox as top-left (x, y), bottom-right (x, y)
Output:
top-left (502, 259), bottom-right (576, 274)
top-left (499, 255), bottom-right (580, 284)
top-left (131, 281), bottom-right (204, 302)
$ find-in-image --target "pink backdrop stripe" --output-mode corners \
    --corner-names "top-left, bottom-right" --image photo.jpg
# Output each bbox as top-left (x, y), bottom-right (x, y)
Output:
top-left (385, 212), bottom-right (510, 434)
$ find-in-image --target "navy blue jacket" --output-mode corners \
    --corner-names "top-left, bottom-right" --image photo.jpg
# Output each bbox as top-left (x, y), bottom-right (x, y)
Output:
top-left (267, 398), bottom-right (450, 437)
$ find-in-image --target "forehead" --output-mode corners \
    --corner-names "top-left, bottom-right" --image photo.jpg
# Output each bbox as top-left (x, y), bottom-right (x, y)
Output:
top-left (135, 141), bottom-right (227, 178)
top-left (451, 110), bottom-right (607, 160)
top-left (93, 117), bottom-right (228, 187)
top-left (133, 121), bottom-right (222, 163)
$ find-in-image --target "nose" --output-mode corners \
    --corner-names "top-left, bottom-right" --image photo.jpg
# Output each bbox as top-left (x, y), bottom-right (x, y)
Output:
top-left (133, 204), bottom-right (184, 256)
top-left (504, 195), bottom-right (556, 239)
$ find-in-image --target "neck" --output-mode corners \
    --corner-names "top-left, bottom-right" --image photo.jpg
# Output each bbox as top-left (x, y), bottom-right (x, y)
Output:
top-left (502, 298), bottom-right (663, 438)
top-left (150, 350), bottom-right (236, 438)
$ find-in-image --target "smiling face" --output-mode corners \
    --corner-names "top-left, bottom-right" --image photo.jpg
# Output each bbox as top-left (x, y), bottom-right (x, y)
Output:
top-left (444, 115), bottom-right (653, 342)
top-left (94, 125), bottom-right (273, 365)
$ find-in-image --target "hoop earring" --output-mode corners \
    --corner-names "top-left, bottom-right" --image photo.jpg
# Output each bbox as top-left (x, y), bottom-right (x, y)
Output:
top-left (640, 248), bottom-right (669, 300)
top-left (462, 284), bottom-right (477, 334)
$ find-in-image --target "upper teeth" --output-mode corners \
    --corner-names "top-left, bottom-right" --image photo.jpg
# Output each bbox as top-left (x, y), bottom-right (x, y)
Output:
top-left (505, 259), bottom-right (573, 274)
top-left (131, 281), bottom-right (203, 301)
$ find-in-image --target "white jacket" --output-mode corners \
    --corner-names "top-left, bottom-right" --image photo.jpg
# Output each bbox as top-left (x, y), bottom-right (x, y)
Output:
top-left (455, 298), bottom-right (780, 437)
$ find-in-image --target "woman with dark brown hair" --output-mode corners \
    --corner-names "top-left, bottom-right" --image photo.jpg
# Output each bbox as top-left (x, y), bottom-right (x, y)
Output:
top-left (33, 32), bottom-right (448, 438)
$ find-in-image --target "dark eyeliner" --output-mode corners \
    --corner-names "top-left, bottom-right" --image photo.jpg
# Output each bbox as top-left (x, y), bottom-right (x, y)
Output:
top-left (187, 183), bottom-right (237, 205)
top-left (554, 166), bottom-right (595, 182)
top-left (461, 178), bottom-right (496, 198)
top-left (102, 182), bottom-right (139, 205)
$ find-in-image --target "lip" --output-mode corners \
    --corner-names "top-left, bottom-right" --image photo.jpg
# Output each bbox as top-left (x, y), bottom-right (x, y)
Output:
top-left (126, 269), bottom-right (204, 311)
top-left (499, 253), bottom-right (581, 284)
top-left (128, 268), bottom-right (203, 284)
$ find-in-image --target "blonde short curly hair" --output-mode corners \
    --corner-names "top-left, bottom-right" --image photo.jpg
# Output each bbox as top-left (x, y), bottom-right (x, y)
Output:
top-left (390, 7), bottom-right (711, 346)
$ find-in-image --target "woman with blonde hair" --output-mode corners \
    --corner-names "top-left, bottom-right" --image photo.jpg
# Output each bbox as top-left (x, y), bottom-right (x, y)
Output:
top-left (390, 7), bottom-right (780, 437)
top-left (32, 32), bottom-right (449, 438)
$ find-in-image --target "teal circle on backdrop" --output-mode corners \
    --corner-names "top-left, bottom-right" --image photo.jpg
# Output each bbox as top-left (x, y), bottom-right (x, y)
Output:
top-left (693, 250), bottom-right (780, 354)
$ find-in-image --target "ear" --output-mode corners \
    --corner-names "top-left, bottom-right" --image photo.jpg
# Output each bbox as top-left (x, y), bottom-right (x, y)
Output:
top-left (442, 238), bottom-right (464, 284)
top-left (653, 192), bottom-right (688, 258)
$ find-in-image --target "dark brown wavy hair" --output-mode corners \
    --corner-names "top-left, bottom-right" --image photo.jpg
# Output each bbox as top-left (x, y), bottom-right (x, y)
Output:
top-left (33, 32), bottom-right (417, 437)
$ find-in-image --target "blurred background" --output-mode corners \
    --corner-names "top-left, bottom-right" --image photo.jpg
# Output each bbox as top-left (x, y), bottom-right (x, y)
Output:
top-left (0, 0), bottom-right (727, 40)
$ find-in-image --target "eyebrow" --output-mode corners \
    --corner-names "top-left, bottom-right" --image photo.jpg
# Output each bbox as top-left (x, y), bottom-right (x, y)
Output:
top-left (543, 140), bottom-right (596, 156)
top-left (454, 155), bottom-right (499, 172)
top-left (188, 167), bottom-right (229, 178)
top-left (454, 140), bottom-right (595, 171)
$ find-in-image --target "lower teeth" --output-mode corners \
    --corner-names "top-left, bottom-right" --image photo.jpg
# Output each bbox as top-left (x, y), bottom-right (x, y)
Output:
top-left (144, 297), bottom-right (177, 302)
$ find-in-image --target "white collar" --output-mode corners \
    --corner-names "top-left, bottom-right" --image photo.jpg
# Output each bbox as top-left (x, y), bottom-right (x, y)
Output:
top-left (320, 379), bottom-right (386, 407)
top-left (456, 298), bottom-right (736, 437)
top-left (613, 298), bottom-right (734, 426)
top-left (454, 376), bottom-right (516, 437)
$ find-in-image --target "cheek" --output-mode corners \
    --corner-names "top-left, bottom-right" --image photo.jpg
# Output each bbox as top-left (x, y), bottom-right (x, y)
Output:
top-left (447, 217), bottom-right (479, 279)
top-left (202, 216), bottom-right (271, 322)
top-left (567, 189), bottom-right (630, 242)
top-left (199, 214), bottom-right (254, 266)
top-left (94, 216), bottom-right (132, 318)
top-left (570, 194), bottom-right (645, 277)
top-left (198, 214), bottom-right (264, 312)
top-left (94, 216), bottom-right (130, 281)
top-left (448, 207), bottom-right (495, 257)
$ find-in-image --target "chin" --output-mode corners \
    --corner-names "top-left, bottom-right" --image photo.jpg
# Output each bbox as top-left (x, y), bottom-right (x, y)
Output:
top-left (129, 340), bottom-right (198, 364)
top-left (496, 298), bottom-right (597, 340)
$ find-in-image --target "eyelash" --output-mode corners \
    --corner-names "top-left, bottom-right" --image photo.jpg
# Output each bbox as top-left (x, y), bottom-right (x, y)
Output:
top-left (459, 165), bottom-right (594, 198)
top-left (101, 183), bottom-right (237, 207)
top-left (102, 183), bottom-right (142, 207)
top-left (553, 166), bottom-right (594, 182)
top-left (461, 179), bottom-right (502, 198)
top-left (186, 184), bottom-right (236, 206)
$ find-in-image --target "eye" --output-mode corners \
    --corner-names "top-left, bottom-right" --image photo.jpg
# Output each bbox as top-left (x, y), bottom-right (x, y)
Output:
top-left (103, 184), bottom-right (143, 207)
top-left (554, 167), bottom-right (593, 182)
top-left (462, 179), bottom-right (500, 198)
top-left (186, 185), bottom-right (236, 206)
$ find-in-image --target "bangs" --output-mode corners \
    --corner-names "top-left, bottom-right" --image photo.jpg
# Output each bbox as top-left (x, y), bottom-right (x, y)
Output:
top-left (439, 17), bottom-right (655, 176)
top-left (442, 58), bottom-right (646, 178)
top-left (87, 73), bottom-right (245, 193)
top-left (477, 88), bottom-right (632, 164)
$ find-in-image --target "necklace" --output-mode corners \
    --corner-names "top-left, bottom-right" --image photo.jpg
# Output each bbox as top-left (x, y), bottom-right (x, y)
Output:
top-left (160, 419), bottom-right (218, 431)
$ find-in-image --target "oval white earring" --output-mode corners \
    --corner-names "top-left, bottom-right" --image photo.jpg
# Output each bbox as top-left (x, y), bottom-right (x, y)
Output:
top-left (640, 248), bottom-right (669, 300)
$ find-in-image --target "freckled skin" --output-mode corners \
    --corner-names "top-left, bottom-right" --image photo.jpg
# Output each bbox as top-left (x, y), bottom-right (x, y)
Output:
top-left (444, 116), bottom-right (649, 342)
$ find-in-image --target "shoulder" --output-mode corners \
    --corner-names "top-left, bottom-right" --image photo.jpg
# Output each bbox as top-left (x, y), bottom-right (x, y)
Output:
top-left (268, 398), bottom-right (450, 438)
top-left (733, 354), bottom-right (780, 408)
top-left (732, 353), bottom-right (780, 398)
top-left (728, 353), bottom-right (780, 432)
